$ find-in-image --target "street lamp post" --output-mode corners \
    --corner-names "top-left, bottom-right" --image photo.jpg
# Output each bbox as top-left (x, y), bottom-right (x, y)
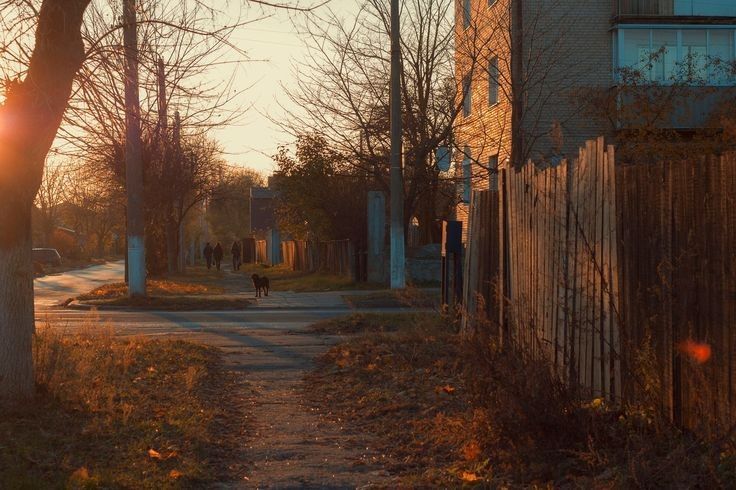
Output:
top-left (389, 0), bottom-right (405, 289)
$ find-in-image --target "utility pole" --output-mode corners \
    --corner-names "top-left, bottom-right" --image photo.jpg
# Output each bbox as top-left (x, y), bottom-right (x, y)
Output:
top-left (123, 0), bottom-right (146, 297)
top-left (389, 0), bottom-right (405, 289)
top-left (174, 111), bottom-right (186, 273)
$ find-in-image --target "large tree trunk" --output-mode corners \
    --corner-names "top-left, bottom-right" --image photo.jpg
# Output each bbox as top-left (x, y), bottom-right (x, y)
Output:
top-left (0, 0), bottom-right (90, 406)
top-left (0, 204), bottom-right (35, 402)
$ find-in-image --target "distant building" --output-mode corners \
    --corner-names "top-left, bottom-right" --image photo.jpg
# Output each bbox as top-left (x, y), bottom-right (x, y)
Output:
top-left (249, 180), bottom-right (283, 265)
top-left (249, 187), bottom-right (276, 236)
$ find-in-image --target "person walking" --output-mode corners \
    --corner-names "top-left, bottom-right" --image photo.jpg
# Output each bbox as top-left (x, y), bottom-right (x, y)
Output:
top-left (231, 240), bottom-right (242, 271)
top-left (203, 242), bottom-right (213, 270)
top-left (213, 242), bottom-right (224, 271)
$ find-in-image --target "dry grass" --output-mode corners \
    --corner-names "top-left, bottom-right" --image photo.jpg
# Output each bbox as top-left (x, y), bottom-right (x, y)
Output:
top-left (161, 264), bottom-right (382, 294)
top-left (78, 279), bottom-right (223, 300)
top-left (305, 313), bottom-right (736, 487)
top-left (0, 326), bottom-right (250, 488)
top-left (252, 264), bottom-right (381, 293)
top-left (76, 279), bottom-right (239, 310)
top-left (342, 287), bottom-right (439, 309)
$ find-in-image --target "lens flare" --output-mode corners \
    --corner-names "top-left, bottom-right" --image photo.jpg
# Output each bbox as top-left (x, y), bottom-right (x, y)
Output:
top-left (678, 339), bottom-right (712, 364)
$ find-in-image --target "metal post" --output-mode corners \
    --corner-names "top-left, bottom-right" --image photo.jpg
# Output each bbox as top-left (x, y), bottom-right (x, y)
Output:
top-left (123, 0), bottom-right (146, 297)
top-left (389, 0), bottom-right (405, 289)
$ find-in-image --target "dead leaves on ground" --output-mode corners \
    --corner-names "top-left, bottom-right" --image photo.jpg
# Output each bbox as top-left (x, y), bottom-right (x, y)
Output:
top-left (305, 317), bottom-right (481, 485)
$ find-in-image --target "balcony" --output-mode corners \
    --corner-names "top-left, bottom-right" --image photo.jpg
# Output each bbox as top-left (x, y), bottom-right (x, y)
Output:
top-left (618, 0), bottom-right (736, 17)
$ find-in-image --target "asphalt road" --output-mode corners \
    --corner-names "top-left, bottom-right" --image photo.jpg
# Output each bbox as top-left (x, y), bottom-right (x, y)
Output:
top-left (34, 260), bottom-right (125, 308)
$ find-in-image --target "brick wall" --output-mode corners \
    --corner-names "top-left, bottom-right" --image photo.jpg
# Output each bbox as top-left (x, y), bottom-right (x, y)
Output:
top-left (454, 0), bottom-right (615, 237)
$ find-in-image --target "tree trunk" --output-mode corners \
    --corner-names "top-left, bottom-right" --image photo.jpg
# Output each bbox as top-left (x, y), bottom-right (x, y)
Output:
top-left (0, 0), bottom-right (90, 406)
top-left (0, 203), bottom-right (35, 403)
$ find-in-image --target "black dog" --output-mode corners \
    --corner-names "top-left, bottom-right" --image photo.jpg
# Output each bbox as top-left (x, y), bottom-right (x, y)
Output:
top-left (251, 273), bottom-right (270, 297)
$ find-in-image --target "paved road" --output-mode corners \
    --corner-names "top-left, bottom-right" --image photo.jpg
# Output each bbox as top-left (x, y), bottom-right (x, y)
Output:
top-left (34, 260), bottom-right (124, 308)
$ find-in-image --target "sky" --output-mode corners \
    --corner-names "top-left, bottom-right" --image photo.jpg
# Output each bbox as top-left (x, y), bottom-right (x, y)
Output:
top-left (213, 1), bottom-right (359, 176)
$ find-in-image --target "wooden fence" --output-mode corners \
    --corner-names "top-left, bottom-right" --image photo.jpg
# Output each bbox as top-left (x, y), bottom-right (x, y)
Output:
top-left (617, 156), bottom-right (736, 429)
top-left (255, 240), bottom-right (267, 265)
top-left (281, 239), bottom-right (355, 278)
top-left (281, 240), bottom-right (316, 272)
top-left (463, 137), bottom-right (736, 428)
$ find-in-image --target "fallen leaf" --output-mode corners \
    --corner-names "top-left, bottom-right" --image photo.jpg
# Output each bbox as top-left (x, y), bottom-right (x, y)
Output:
top-left (461, 471), bottom-right (480, 482)
top-left (70, 467), bottom-right (90, 481)
top-left (148, 448), bottom-right (163, 459)
top-left (462, 440), bottom-right (482, 461)
top-left (439, 384), bottom-right (455, 394)
top-left (169, 469), bottom-right (183, 479)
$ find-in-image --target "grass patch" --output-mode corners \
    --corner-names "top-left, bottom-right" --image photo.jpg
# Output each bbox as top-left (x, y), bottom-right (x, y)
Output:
top-left (343, 288), bottom-right (439, 309)
top-left (161, 264), bottom-right (382, 294)
top-left (309, 312), bottom-right (441, 335)
top-left (0, 327), bottom-right (249, 487)
top-left (78, 280), bottom-right (224, 301)
top-left (249, 264), bottom-right (381, 293)
top-left (76, 279), bottom-right (240, 310)
top-left (305, 313), bottom-right (736, 487)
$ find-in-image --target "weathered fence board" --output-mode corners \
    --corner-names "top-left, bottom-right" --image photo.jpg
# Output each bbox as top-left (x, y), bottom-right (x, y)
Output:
top-left (280, 239), bottom-right (355, 278)
top-left (463, 137), bottom-right (736, 430)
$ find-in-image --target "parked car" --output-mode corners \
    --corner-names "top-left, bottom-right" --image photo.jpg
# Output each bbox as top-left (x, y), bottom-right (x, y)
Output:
top-left (32, 248), bottom-right (62, 267)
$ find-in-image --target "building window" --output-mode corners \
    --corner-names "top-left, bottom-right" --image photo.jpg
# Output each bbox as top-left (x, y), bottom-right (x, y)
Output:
top-left (619, 0), bottom-right (736, 16)
top-left (463, 0), bottom-right (471, 29)
top-left (488, 57), bottom-right (499, 105)
top-left (462, 75), bottom-right (472, 116)
top-left (618, 27), bottom-right (736, 85)
top-left (675, 0), bottom-right (736, 16)
top-left (462, 146), bottom-right (471, 203)
top-left (488, 155), bottom-right (499, 192)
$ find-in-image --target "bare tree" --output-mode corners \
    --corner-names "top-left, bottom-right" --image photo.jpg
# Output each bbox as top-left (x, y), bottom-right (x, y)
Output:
top-left (0, 0), bottom-right (322, 406)
top-left (277, 0), bottom-right (493, 243)
top-left (34, 164), bottom-right (70, 246)
top-left (63, 163), bottom-right (125, 257)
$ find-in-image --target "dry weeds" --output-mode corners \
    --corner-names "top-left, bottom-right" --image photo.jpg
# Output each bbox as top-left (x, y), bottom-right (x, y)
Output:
top-left (305, 313), bottom-right (736, 487)
top-left (0, 325), bottom-right (250, 488)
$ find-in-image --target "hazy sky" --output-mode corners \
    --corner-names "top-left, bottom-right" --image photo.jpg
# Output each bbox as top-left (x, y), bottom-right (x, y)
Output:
top-left (214, 1), bottom-right (359, 176)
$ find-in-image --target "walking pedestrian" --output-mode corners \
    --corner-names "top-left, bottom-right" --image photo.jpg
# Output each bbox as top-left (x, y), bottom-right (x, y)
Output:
top-left (231, 240), bottom-right (242, 271)
top-left (213, 242), bottom-right (224, 271)
top-left (203, 242), bottom-right (213, 270)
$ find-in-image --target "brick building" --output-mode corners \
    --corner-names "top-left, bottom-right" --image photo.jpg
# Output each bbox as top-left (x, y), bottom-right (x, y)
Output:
top-left (454, 0), bottom-right (736, 234)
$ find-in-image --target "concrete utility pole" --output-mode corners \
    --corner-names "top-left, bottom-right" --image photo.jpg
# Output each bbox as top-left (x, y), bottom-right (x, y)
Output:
top-left (123, 0), bottom-right (146, 297)
top-left (389, 0), bottom-right (406, 289)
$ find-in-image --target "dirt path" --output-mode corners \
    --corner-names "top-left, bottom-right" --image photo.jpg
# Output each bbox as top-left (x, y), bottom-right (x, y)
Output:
top-left (208, 321), bottom-right (392, 488)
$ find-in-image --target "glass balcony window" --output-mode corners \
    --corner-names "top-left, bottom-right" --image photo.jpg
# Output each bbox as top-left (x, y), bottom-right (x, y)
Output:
top-left (617, 27), bottom-right (736, 85)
